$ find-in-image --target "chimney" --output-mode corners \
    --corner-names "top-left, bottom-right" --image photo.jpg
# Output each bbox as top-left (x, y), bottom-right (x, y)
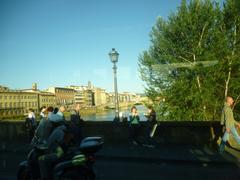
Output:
top-left (32, 83), bottom-right (37, 91)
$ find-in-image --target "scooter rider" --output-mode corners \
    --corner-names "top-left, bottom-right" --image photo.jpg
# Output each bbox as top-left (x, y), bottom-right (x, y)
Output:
top-left (38, 114), bottom-right (66, 180)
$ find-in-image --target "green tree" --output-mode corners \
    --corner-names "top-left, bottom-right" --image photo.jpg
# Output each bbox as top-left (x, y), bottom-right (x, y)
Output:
top-left (139, 0), bottom-right (240, 121)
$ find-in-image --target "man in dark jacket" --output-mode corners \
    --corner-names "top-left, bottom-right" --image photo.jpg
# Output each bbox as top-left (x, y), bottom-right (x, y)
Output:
top-left (70, 104), bottom-right (84, 146)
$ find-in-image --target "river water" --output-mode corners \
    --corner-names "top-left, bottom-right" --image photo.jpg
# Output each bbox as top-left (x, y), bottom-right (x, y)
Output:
top-left (81, 105), bottom-right (148, 121)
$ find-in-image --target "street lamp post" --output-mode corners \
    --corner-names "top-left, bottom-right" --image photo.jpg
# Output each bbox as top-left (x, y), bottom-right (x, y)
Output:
top-left (109, 48), bottom-right (120, 122)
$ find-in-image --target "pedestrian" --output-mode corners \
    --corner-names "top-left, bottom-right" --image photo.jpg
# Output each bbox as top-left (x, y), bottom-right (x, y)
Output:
top-left (28, 108), bottom-right (36, 125)
top-left (25, 109), bottom-right (37, 142)
top-left (40, 106), bottom-right (54, 142)
top-left (219, 96), bottom-right (240, 153)
top-left (129, 106), bottom-right (141, 145)
top-left (57, 106), bottom-right (66, 120)
top-left (47, 106), bottom-right (54, 120)
top-left (53, 107), bottom-right (59, 114)
top-left (146, 106), bottom-right (157, 137)
top-left (143, 106), bottom-right (158, 148)
top-left (39, 106), bottom-right (47, 119)
top-left (34, 106), bottom-right (48, 144)
top-left (70, 104), bottom-right (84, 145)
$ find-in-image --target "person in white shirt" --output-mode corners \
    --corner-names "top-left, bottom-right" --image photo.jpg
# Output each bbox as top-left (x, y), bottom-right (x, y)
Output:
top-left (28, 108), bottom-right (36, 119)
top-left (39, 106), bottom-right (47, 119)
top-left (25, 109), bottom-right (36, 142)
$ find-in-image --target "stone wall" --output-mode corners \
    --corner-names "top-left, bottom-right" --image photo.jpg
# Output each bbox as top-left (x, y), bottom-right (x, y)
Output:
top-left (0, 120), bottom-right (226, 146)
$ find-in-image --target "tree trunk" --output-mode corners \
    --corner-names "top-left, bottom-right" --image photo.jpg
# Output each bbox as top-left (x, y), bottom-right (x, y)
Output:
top-left (224, 24), bottom-right (236, 98)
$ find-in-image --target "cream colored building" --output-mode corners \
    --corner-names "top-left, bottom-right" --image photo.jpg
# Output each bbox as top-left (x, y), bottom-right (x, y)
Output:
top-left (0, 90), bottom-right (38, 116)
top-left (67, 85), bottom-right (94, 107)
top-left (23, 83), bottom-right (56, 109)
top-left (0, 84), bottom-right (55, 117)
top-left (94, 88), bottom-right (107, 106)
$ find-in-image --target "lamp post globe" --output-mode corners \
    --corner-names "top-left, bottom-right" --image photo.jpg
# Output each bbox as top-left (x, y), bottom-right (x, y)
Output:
top-left (109, 48), bottom-right (119, 63)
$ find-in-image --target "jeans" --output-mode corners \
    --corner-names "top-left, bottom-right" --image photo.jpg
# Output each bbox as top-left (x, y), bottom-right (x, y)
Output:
top-left (222, 126), bottom-right (240, 144)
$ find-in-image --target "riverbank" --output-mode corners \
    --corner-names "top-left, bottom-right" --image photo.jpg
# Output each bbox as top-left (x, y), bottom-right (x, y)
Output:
top-left (0, 102), bottom-right (136, 121)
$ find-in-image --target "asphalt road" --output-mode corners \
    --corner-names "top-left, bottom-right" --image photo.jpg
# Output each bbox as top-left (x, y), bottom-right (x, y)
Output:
top-left (1, 151), bottom-right (240, 180)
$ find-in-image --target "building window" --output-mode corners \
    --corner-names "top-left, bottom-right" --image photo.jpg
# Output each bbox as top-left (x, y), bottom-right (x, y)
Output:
top-left (9, 102), bottom-right (12, 108)
top-left (9, 96), bottom-right (12, 99)
top-left (0, 95), bottom-right (2, 99)
top-left (13, 102), bottom-right (16, 108)
top-left (0, 103), bottom-right (2, 108)
top-left (4, 96), bottom-right (7, 99)
top-left (29, 102), bottom-right (31, 107)
top-left (32, 102), bottom-right (34, 107)
top-left (25, 102), bottom-right (27, 107)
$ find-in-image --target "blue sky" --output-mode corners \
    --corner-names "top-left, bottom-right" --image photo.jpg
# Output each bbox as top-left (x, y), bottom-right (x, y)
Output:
top-left (0, 0), bottom-right (182, 93)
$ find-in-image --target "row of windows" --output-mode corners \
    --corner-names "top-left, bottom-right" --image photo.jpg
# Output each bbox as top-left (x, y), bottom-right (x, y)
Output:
top-left (0, 95), bottom-right (37, 100)
top-left (0, 109), bottom-right (29, 115)
top-left (56, 89), bottom-right (74, 94)
top-left (0, 102), bottom-right (38, 108)
top-left (57, 99), bottom-right (74, 104)
top-left (41, 98), bottom-right (54, 103)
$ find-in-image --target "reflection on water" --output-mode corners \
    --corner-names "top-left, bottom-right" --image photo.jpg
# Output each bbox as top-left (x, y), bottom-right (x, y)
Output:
top-left (81, 105), bottom-right (148, 121)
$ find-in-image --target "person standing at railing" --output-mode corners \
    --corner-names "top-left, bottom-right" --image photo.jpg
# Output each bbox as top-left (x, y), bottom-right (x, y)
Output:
top-left (143, 106), bottom-right (158, 148)
top-left (129, 106), bottom-right (141, 146)
top-left (25, 108), bottom-right (36, 142)
top-left (70, 104), bottom-right (84, 145)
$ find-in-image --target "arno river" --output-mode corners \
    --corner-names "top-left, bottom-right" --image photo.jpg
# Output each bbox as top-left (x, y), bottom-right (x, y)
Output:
top-left (81, 105), bottom-right (148, 121)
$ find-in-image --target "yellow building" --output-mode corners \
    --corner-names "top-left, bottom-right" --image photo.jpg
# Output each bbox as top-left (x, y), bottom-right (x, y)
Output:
top-left (94, 88), bottom-right (107, 106)
top-left (39, 92), bottom-right (56, 108)
top-left (0, 90), bottom-right (38, 116)
top-left (0, 84), bottom-right (55, 117)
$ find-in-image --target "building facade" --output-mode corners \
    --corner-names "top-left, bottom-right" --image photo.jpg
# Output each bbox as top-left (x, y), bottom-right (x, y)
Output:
top-left (46, 87), bottom-right (75, 107)
top-left (0, 90), bottom-right (38, 116)
top-left (93, 88), bottom-right (107, 106)
top-left (67, 85), bottom-right (94, 107)
top-left (0, 84), bottom-right (55, 117)
top-left (39, 92), bottom-right (56, 109)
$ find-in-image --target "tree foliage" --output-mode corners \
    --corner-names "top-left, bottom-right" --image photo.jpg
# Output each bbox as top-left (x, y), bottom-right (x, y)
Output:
top-left (139, 0), bottom-right (240, 121)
